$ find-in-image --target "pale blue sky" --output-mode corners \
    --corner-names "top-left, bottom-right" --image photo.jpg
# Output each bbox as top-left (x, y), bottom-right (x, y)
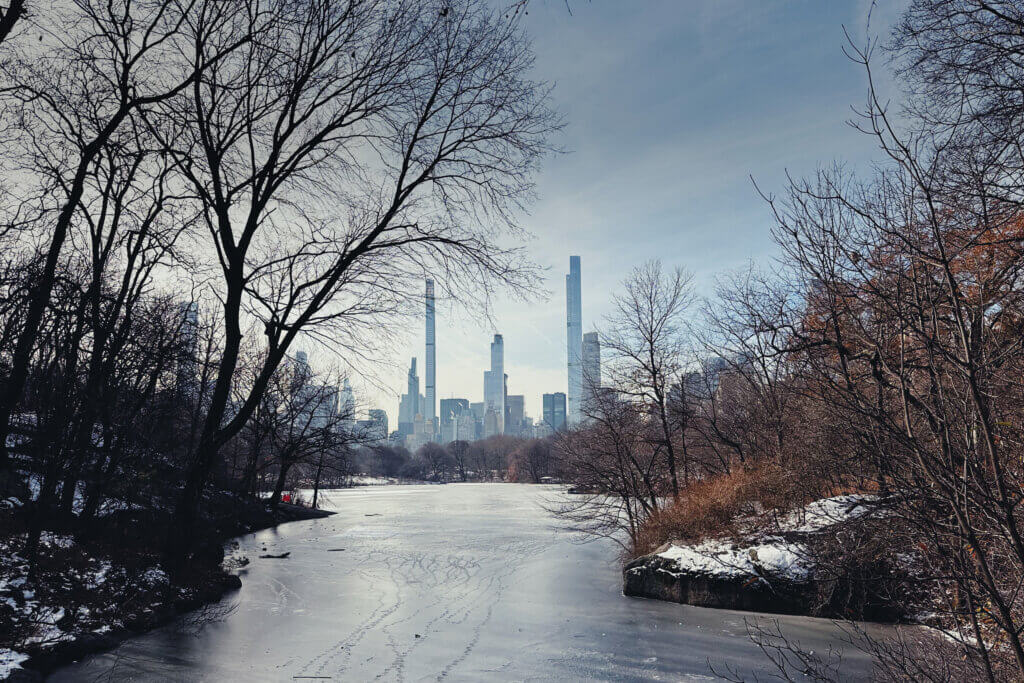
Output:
top-left (363, 0), bottom-right (907, 425)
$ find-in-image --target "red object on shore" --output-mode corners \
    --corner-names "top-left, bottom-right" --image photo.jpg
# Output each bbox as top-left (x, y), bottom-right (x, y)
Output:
top-left (282, 494), bottom-right (291, 503)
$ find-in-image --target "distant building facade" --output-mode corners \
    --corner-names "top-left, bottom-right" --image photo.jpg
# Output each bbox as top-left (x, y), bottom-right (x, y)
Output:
top-left (440, 398), bottom-right (470, 442)
top-left (582, 331), bottom-right (601, 416)
top-left (398, 357), bottom-right (421, 439)
top-left (454, 412), bottom-right (477, 441)
top-left (543, 392), bottom-right (567, 432)
top-left (363, 408), bottom-right (388, 442)
top-left (505, 394), bottom-right (525, 436)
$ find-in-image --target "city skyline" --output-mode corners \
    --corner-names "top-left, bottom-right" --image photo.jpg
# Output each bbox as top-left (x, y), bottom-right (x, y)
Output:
top-left (382, 260), bottom-right (596, 441)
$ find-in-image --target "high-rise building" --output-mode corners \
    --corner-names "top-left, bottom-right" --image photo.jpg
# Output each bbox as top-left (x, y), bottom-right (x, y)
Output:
top-left (483, 334), bottom-right (504, 437)
top-left (506, 394), bottom-right (525, 436)
top-left (543, 392), bottom-right (567, 432)
top-left (292, 350), bottom-right (312, 396)
top-left (470, 401), bottom-right (485, 440)
top-left (398, 357), bottom-right (420, 438)
top-left (483, 409), bottom-right (501, 439)
top-left (424, 279), bottom-right (436, 434)
top-left (483, 331), bottom-right (507, 438)
top-left (312, 386), bottom-right (338, 430)
top-left (406, 414), bottom-right (432, 453)
top-left (582, 331), bottom-right (601, 415)
top-left (340, 378), bottom-right (355, 421)
top-left (566, 255), bottom-right (583, 425)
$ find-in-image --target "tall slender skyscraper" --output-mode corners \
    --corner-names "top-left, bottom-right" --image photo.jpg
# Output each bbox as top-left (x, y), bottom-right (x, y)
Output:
top-left (483, 334), bottom-right (505, 436)
top-left (566, 255), bottom-right (583, 425)
top-left (424, 279), bottom-right (436, 433)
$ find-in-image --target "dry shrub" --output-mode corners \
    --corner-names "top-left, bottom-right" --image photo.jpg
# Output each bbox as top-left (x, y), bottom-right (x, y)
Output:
top-left (632, 463), bottom-right (821, 557)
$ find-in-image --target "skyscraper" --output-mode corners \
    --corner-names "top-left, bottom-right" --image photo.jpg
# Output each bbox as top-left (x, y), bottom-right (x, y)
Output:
top-left (543, 392), bottom-right (567, 432)
top-left (582, 331), bottom-right (601, 415)
top-left (506, 394), bottom-right (525, 436)
top-left (424, 279), bottom-right (436, 433)
top-left (470, 401), bottom-right (485, 440)
top-left (483, 334), bottom-right (504, 436)
top-left (398, 357), bottom-right (420, 438)
top-left (566, 255), bottom-right (582, 425)
top-left (339, 378), bottom-right (356, 427)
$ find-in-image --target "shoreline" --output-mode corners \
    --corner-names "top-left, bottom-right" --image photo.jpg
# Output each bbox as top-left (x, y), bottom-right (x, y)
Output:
top-left (9, 503), bottom-right (333, 681)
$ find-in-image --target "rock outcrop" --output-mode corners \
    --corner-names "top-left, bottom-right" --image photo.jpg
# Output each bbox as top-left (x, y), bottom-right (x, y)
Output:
top-left (623, 551), bottom-right (817, 616)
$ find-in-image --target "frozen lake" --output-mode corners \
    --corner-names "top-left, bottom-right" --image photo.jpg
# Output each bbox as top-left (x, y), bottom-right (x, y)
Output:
top-left (51, 484), bottom-right (881, 681)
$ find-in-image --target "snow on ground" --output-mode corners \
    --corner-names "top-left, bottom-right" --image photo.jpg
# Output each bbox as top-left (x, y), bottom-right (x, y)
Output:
top-left (782, 494), bottom-right (878, 533)
top-left (345, 475), bottom-right (398, 486)
top-left (652, 494), bottom-right (879, 583)
top-left (0, 530), bottom-right (184, 678)
top-left (657, 539), bottom-right (812, 581)
top-left (0, 649), bottom-right (28, 679)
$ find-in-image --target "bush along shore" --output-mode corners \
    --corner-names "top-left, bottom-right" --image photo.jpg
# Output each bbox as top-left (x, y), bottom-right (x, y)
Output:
top-left (0, 489), bottom-right (332, 681)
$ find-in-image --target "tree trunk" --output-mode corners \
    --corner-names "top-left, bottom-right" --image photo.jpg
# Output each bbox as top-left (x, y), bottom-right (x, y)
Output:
top-left (312, 452), bottom-right (324, 509)
top-left (269, 460), bottom-right (293, 510)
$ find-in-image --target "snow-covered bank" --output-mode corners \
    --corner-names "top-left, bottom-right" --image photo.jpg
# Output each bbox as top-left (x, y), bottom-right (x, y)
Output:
top-left (0, 498), bottom-right (332, 680)
top-left (624, 495), bottom-right (901, 619)
top-left (0, 531), bottom-right (188, 681)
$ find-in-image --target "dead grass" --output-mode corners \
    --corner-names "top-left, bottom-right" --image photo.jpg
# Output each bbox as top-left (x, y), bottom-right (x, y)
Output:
top-left (632, 464), bottom-right (821, 557)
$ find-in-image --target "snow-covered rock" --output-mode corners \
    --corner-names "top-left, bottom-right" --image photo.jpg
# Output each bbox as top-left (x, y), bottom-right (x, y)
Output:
top-left (624, 493), bottom-right (888, 617)
top-left (657, 538), bottom-right (812, 582)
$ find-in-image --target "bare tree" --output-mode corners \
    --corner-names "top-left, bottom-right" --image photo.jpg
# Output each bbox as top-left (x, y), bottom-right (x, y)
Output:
top-left (449, 439), bottom-right (470, 481)
top-left (552, 389), bottom-right (664, 551)
top-left (418, 442), bottom-right (453, 482)
top-left (0, 0), bottom-right (247, 482)
top-left (246, 357), bottom-right (354, 510)
top-left (602, 261), bottom-right (693, 497)
top-left (155, 0), bottom-right (558, 570)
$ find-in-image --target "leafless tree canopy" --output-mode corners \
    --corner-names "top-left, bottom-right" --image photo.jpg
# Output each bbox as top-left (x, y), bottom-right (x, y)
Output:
top-left (0, 0), bottom-right (558, 576)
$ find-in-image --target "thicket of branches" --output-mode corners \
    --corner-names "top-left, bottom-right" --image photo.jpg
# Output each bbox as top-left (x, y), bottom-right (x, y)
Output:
top-left (0, 0), bottom-right (557, 577)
